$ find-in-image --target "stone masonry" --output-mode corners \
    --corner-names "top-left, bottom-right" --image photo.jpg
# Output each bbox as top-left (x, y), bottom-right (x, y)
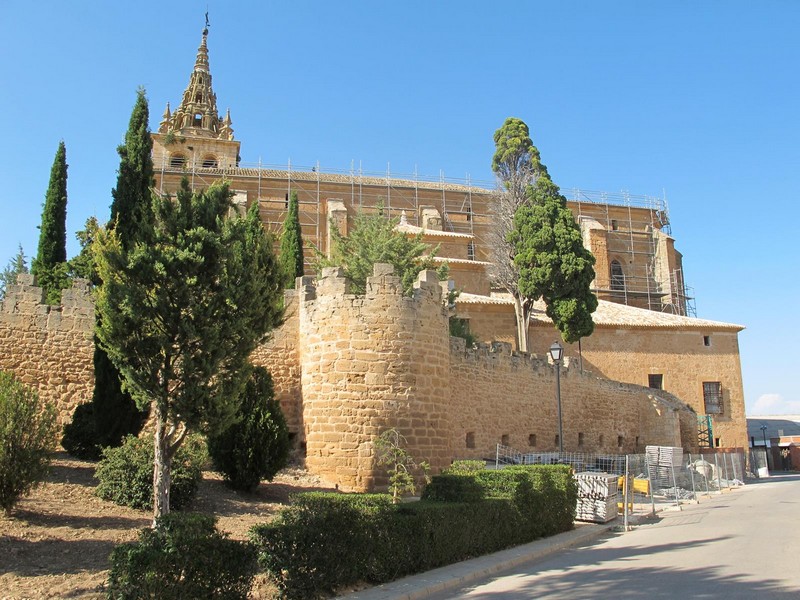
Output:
top-left (0, 267), bottom-right (698, 493)
top-left (0, 275), bottom-right (94, 432)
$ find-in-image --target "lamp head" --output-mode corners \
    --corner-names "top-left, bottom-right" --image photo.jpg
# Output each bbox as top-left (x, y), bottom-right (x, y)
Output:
top-left (549, 341), bottom-right (564, 362)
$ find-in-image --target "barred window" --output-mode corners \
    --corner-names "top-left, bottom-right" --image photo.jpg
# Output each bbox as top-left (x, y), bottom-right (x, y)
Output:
top-left (703, 382), bottom-right (723, 414)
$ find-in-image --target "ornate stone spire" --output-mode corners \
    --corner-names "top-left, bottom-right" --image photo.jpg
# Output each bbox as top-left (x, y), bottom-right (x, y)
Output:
top-left (160, 24), bottom-right (233, 140)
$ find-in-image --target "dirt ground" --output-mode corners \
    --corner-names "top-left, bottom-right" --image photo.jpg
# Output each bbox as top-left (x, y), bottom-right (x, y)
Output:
top-left (0, 452), bottom-right (336, 599)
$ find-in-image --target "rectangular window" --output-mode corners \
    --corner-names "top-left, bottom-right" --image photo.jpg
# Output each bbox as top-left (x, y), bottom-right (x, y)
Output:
top-left (578, 432), bottom-right (585, 447)
top-left (703, 335), bottom-right (711, 347)
top-left (648, 374), bottom-right (663, 390)
top-left (467, 242), bottom-right (475, 261)
top-left (528, 433), bottom-right (537, 447)
top-left (703, 382), bottom-right (723, 414)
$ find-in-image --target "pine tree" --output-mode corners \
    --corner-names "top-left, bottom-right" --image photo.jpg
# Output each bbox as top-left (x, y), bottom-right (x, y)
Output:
top-left (278, 191), bottom-right (304, 289)
top-left (318, 207), bottom-right (447, 296)
top-left (32, 141), bottom-right (70, 304)
top-left (94, 180), bottom-right (283, 521)
top-left (0, 245), bottom-right (29, 301)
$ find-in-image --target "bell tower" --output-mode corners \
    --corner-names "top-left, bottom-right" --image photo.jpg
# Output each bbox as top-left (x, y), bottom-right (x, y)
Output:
top-left (152, 20), bottom-right (241, 174)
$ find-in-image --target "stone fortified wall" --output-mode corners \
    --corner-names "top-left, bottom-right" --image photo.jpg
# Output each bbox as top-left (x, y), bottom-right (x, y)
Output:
top-left (253, 264), bottom-right (698, 492)
top-left (448, 339), bottom-right (697, 461)
top-left (296, 266), bottom-right (454, 491)
top-left (0, 268), bottom-right (698, 493)
top-left (0, 275), bottom-right (94, 431)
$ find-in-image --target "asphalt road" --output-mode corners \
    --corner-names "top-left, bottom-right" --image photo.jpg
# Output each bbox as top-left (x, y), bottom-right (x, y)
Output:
top-left (429, 473), bottom-right (800, 599)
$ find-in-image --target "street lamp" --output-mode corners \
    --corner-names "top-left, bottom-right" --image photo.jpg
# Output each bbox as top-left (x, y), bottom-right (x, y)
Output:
top-left (549, 341), bottom-right (564, 454)
top-left (760, 424), bottom-right (768, 448)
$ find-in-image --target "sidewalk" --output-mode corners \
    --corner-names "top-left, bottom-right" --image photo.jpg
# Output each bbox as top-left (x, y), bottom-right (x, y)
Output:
top-left (339, 521), bottom-right (615, 600)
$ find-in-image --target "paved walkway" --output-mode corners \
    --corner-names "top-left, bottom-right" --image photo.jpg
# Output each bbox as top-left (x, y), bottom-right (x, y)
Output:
top-left (340, 475), bottom-right (800, 600)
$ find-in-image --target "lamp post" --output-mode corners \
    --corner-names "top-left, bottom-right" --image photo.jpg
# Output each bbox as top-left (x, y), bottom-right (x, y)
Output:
top-left (549, 341), bottom-right (564, 454)
top-left (760, 424), bottom-right (768, 448)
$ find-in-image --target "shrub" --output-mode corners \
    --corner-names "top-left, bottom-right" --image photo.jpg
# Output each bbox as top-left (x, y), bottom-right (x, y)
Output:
top-left (443, 459), bottom-right (486, 475)
top-left (0, 371), bottom-right (57, 512)
top-left (251, 493), bottom-right (392, 599)
top-left (61, 402), bottom-right (102, 460)
top-left (95, 434), bottom-right (206, 510)
top-left (421, 474), bottom-right (485, 503)
top-left (250, 466), bottom-right (579, 598)
top-left (207, 366), bottom-right (290, 492)
top-left (107, 512), bottom-right (256, 599)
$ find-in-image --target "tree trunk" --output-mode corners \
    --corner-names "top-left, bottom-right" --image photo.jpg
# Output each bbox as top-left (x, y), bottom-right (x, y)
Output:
top-left (152, 413), bottom-right (172, 527)
top-left (513, 296), bottom-right (530, 353)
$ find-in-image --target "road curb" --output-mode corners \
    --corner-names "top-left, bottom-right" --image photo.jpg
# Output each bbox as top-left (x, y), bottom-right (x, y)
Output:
top-left (340, 522), bottom-right (615, 600)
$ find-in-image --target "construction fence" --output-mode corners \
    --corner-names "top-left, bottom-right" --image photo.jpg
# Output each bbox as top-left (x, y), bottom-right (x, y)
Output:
top-left (493, 444), bottom-right (747, 529)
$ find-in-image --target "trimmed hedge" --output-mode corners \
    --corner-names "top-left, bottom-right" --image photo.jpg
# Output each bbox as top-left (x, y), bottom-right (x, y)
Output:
top-left (107, 512), bottom-right (256, 599)
top-left (250, 465), bottom-right (577, 599)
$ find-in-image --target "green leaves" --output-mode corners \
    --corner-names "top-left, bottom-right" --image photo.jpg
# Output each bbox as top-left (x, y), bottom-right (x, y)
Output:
top-left (278, 191), bottom-right (304, 289)
top-left (511, 171), bottom-right (598, 343)
top-left (94, 179), bottom-right (283, 438)
top-left (493, 116), bottom-right (598, 345)
top-left (319, 207), bottom-right (445, 296)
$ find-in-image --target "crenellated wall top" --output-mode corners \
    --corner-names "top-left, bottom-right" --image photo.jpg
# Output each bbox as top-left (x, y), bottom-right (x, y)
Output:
top-left (0, 274), bottom-right (94, 332)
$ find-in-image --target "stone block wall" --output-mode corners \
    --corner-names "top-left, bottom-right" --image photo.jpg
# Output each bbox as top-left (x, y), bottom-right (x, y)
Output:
top-left (0, 275), bottom-right (94, 432)
top-left (296, 266), bottom-right (454, 491)
top-left (448, 339), bottom-right (697, 461)
top-left (250, 288), bottom-right (303, 434)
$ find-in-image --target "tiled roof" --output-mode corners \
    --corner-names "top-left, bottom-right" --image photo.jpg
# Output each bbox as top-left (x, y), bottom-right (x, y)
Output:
top-left (456, 293), bottom-right (744, 331)
top-left (394, 220), bottom-right (474, 239)
top-left (431, 257), bottom-right (492, 266)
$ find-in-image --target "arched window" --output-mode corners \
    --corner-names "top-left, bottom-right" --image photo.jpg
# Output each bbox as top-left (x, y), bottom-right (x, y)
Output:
top-left (169, 153), bottom-right (187, 168)
top-left (193, 113), bottom-right (202, 127)
top-left (202, 155), bottom-right (218, 169)
top-left (610, 260), bottom-right (625, 291)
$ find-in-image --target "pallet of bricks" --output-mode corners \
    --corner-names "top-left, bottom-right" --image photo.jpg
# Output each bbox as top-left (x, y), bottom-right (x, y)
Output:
top-left (575, 472), bottom-right (618, 523)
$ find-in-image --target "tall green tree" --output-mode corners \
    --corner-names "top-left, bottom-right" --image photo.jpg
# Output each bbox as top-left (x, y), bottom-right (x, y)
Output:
top-left (492, 116), bottom-right (597, 348)
top-left (510, 152), bottom-right (598, 344)
top-left (94, 89), bottom-right (155, 449)
top-left (94, 180), bottom-right (283, 522)
top-left (0, 245), bottom-right (29, 301)
top-left (490, 118), bottom-right (548, 352)
top-left (110, 88), bottom-right (155, 248)
top-left (318, 207), bottom-right (447, 296)
top-left (278, 191), bottom-right (304, 288)
top-left (32, 141), bottom-right (70, 304)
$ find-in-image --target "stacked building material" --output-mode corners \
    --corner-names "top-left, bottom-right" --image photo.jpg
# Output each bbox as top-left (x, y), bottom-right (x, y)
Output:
top-left (575, 472), bottom-right (619, 523)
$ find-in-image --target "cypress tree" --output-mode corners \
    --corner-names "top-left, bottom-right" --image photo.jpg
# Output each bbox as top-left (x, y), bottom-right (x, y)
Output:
top-left (110, 88), bottom-right (155, 247)
top-left (510, 156), bottom-right (598, 344)
top-left (32, 141), bottom-right (70, 303)
top-left (278, 191), bottom-right (304, 288)
top-left (93, 89), bottom-right (154, 450)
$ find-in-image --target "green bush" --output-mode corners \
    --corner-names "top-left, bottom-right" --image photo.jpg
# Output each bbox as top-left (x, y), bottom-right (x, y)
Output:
top-left (107, 512), bottom-right (256, 599)
top-left (61, 401), bottom-right (102, 460)
top-left (207, 366), bottom-right (290, 492)
top-left (95, 434), bottom-right (206, 511)
top-left (0, 371), bottom-right (57, 512)
top-left (250, 474), bottom-right (577, 600)
top-left (251, 493), bottom-right (392, 599)
top-left (421, 474), bottom-right (485, 503)
top-left (443, 459), bottom-right (487, 475)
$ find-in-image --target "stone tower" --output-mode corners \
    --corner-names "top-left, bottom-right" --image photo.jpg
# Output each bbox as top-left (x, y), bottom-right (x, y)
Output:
top-left (151, 23), bottom-right (240, 173)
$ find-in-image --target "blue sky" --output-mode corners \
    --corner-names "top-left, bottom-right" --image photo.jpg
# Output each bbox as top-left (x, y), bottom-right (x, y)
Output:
top-left (1, 1), bottom-right (798, 416)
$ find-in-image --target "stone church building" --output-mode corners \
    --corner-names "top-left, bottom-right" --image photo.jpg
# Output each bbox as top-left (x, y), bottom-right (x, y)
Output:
top-left (0, 25), bottom-right (747, 491)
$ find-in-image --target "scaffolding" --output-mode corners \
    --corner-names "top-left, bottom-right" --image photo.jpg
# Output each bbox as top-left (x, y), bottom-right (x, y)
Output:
top-left (155, 157), bottom-right (695, 315)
